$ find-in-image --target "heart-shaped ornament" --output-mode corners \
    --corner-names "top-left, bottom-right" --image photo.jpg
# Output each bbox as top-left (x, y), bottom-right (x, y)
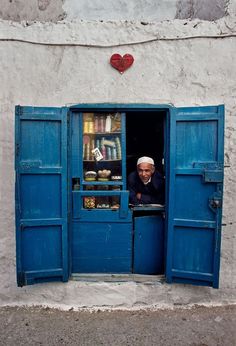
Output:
top-left (110, 54), bottom-right (134, 74)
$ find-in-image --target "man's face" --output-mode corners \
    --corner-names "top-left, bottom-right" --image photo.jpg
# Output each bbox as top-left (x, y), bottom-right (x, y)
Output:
top-left (137, 163), bottom-right (155, 184)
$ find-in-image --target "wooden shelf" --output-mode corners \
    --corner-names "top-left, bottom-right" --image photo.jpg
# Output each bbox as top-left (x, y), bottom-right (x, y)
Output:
top-left (83, 159), bottom-right (121, 162)
top-left (83, 132), bottom-right (121, 135)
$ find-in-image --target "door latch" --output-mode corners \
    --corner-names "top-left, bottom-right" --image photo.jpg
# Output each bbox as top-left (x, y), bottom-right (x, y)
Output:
top-left (209, 195), bottom-right (222, 212)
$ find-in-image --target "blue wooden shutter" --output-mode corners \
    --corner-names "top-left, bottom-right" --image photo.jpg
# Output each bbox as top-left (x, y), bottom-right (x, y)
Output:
top-left (15, 106), bottom-right (69, 286)
top-left (166, 105), bottom-right (224, 288)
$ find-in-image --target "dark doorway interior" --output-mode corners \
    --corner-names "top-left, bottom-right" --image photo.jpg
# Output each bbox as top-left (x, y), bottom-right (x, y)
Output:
top-left (126, 111), bottom-right (165, 176)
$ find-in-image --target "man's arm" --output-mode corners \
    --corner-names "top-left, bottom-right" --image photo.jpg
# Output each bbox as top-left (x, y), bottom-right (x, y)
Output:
top-left (127, 172), bottom-right (141, 205)
top-left (151, 172), bottom-right (165, 204)
top-left (139, 193), bottom-right (155, 204)
top-left (137, 172), bottom-right (165, 204)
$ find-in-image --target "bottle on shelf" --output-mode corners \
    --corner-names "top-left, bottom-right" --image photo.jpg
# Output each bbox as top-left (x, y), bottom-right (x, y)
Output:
top-left (88, 116), bottom-right (94, 133)
top-left (101, 137), bottom-right (106, 160)
top-left (115, 137), bottom-right (122, 159)
top-left (94, 115), bottom-right (99, 133)
top-left (111, 113), bottom-right (121, 132)
top-left (73, 178), bottom-right (80, 191)
top-left (101, 144), bottom-right (106, 160)
top-left (107, 147), bottom-right (112, 160)
top-left (83, 118), bottom-right (89, 133)
top-left (96, 139), bottom-right (100, 150)
top-left (85, 141), bottom-right (90, 160)
top-left (83, 113), bottom-right (94, 134)
top-left (91, 139), bottom-right (95, 155)
top-left (112, 147), bottom-right (117, 160)
top-left (99, 116), bottom-right (105, 133)
top-left (105, 115), bottom-right (111, 132)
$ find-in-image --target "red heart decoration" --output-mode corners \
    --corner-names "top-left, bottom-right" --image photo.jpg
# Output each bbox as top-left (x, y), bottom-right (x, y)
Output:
top-left (110, 54), bottom-right (134, 74)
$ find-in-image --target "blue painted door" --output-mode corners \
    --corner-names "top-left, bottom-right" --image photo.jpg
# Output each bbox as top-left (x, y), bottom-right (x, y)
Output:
top-left (133, 215), bottom-right (164, 274)
top-left (166, 105), bottom-right (224, 288)
top-left (15, 106), bottom-right (69, 286)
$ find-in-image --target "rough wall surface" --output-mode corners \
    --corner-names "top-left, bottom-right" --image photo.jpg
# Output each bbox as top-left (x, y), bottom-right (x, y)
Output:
top-left (0, 1), bottom-right (236, 310)
top-left (0, 0), bottom-right (229, 22)
top-left (0, 0), bottom-right (66, 22)
top-left (175, 0), bottom-right (228, 20)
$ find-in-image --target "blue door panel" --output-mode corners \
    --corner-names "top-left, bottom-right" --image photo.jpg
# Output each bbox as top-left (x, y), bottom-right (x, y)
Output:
top-left (176, 120), bottom-right (218, 167)
top-left (173, 227), bottom-right (214, 273)
top-left (15, 106), bottom-right (68, 286)
top-left (175, 176), bottom-right (216, 221)
top-left (133, 215), bottom-right (164, 275)
top-left (20, 174), bottom-right (61, 219)
top-left (20, 119), bottom-right (61, 166)
top-left (166, 105), bottom-right (224, 288)
top-left (73, 258), bottom-right (130, 273)
top-left (21, 226), bottom-right (62, 271)
top-left (72, 221), bottom-right (132, 273)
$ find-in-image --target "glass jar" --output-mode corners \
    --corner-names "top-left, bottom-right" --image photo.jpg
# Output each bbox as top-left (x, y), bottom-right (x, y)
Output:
top-left (83, 185), bottom-right (96, 209)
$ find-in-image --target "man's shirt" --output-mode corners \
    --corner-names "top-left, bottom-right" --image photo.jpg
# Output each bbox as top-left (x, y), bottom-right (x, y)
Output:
top-left (128, 170), bottom-right (165, 205)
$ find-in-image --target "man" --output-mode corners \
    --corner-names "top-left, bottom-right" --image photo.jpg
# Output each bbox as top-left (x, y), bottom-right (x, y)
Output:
top-left (128, 156), bottom-right (164, 205)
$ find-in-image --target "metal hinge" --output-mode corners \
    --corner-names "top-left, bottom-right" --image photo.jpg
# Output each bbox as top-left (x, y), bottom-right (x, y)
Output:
top-left (204, 170), bottom-right (223, 183)
top-left (193, 162), bottom-right (223, 183)
top-left (15, 105), bottom-right (23, 117)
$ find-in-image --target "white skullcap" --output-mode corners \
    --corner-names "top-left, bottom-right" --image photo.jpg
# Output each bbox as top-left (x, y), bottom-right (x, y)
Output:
top-left (137, 156), bottom-right (154, 166)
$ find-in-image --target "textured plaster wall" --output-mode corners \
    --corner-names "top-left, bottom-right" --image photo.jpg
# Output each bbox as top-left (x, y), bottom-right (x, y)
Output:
top-left (175, 0), bottom-right (228, 20)
top-left (0, 0), bottom-right (229, 22)
top-left (0, 0), bottom-right (66, 22)
top-left (64, 0), bottom-right (228, 21)
top-left (0, 2), bottom-right (236, 310)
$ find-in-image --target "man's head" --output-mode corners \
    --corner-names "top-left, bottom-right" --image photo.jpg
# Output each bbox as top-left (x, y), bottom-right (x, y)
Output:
top-left (137, 156), bottom-right (155, 184)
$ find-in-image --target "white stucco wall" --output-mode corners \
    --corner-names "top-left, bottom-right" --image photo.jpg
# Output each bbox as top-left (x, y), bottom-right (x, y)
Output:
top-left (63, 0), bottom-right (177, 21)
top-left (0, 1), bottom-right (236, 310)
top-left (0, 0), bottom-right (229, 22)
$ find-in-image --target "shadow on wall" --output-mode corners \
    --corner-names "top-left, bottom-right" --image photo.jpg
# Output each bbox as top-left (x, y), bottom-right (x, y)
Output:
top-left (0, 0), bottom-right (228, 22)
top-left (0, 0), bottom-right (66, 22)
top-left (175, 0), bottom-right (228, 21)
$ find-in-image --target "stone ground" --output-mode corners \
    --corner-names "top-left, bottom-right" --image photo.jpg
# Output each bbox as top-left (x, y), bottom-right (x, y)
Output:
top-left (0, 305), bottom-right (235, 345)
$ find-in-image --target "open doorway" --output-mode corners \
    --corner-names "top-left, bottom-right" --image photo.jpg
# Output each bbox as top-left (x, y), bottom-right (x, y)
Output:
top-left (126, 111), bottom-right (166, 275)
top-left (126, 111), bottom-right (165, 177)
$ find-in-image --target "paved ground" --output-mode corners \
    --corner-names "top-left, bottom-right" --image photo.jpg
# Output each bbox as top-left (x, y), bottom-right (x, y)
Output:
top-left (0, 305), bottom-right (235, 345)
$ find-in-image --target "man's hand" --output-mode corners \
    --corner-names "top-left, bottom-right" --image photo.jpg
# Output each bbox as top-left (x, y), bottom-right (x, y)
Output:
top-left (136, 193), bottom-right (141, 200)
